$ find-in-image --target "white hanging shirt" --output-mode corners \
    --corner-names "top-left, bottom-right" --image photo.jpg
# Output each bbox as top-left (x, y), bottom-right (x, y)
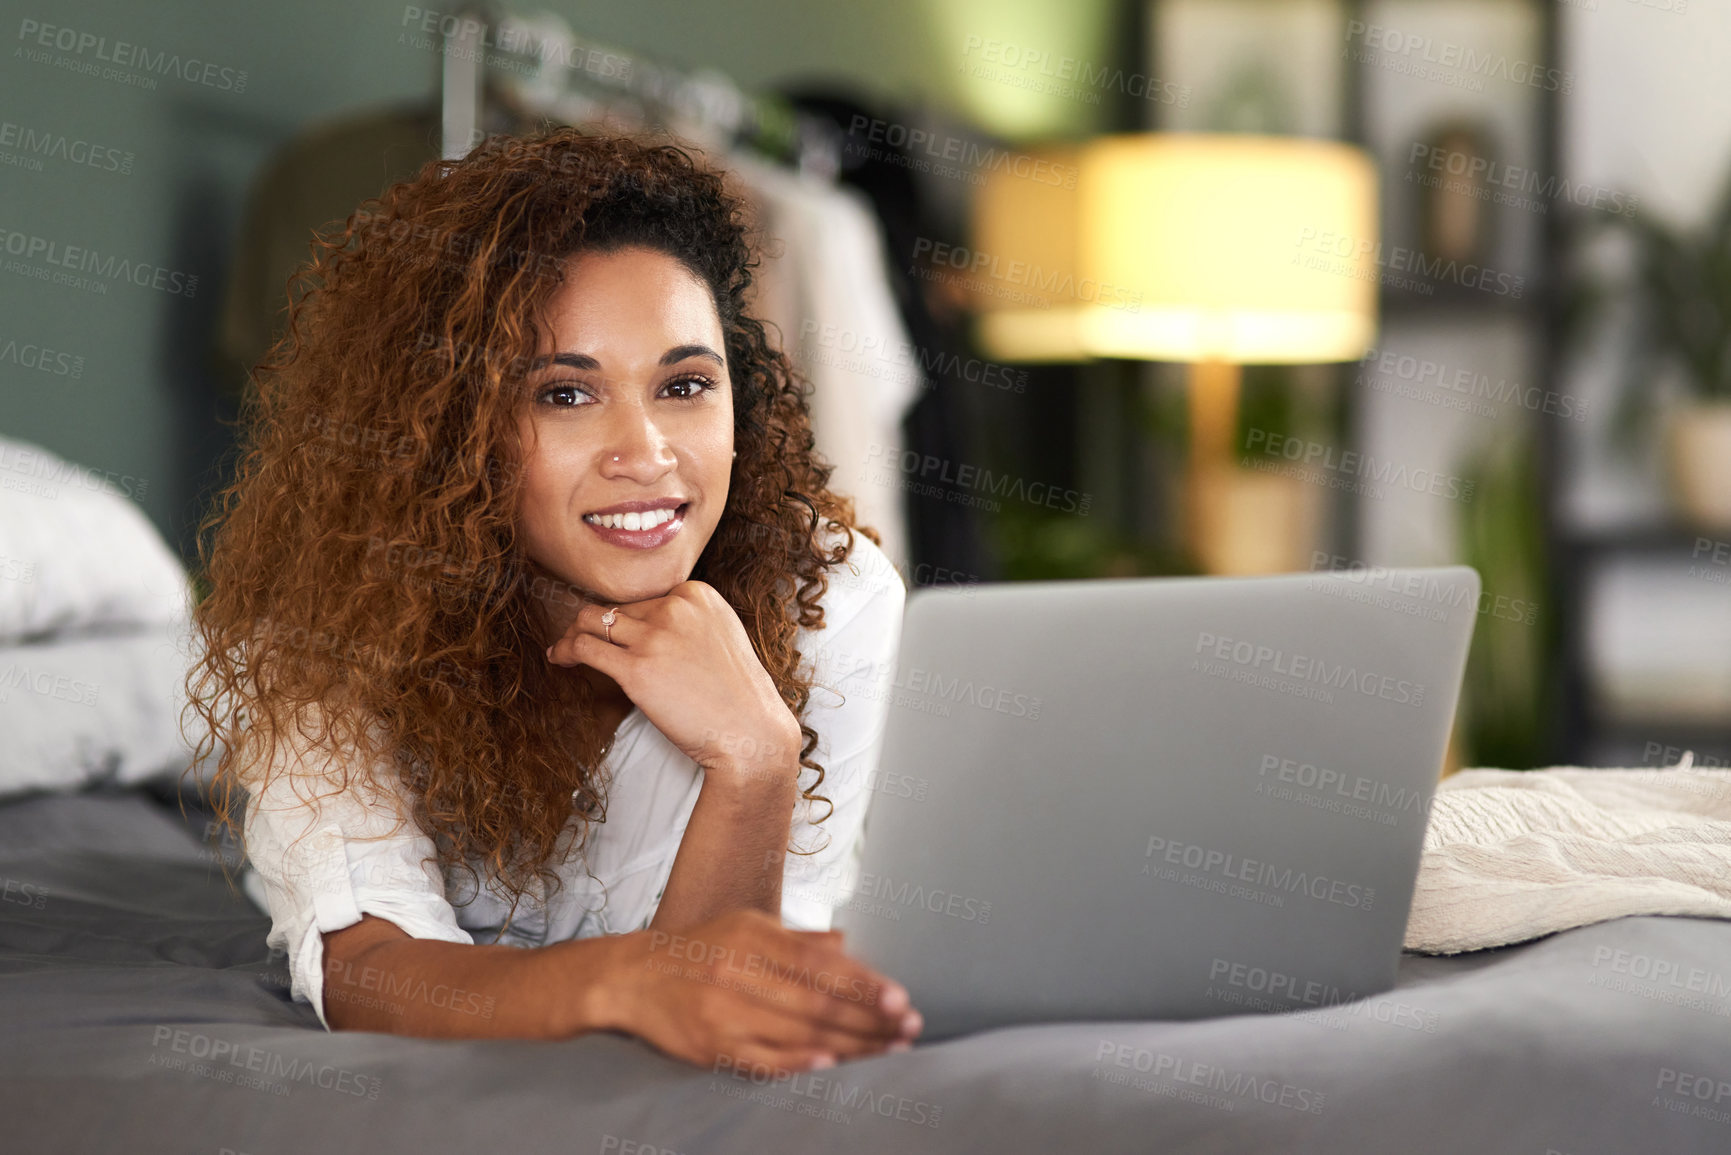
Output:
top-left (238, 529), bottom-right (906, 1030)
top-left (727, 153), bottom-right (924, 579)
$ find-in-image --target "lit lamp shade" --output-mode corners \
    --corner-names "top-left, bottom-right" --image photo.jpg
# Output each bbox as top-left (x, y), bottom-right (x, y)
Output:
top-left (972, 133), bottom-right (1379, 364)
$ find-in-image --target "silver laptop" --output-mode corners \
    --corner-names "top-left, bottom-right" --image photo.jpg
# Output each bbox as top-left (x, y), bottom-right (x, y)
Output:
top-left (831, 566), bottom-right (1479, 1040)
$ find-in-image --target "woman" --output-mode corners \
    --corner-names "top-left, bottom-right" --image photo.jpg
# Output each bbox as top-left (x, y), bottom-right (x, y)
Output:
top-left (185, 127), bottom-right (922, 1074)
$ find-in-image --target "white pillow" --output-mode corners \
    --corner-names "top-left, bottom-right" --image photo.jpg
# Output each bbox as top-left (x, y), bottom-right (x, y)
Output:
top-left (0, 618), bottom-right (205, 800)
top-left (0, 434), bottom-right (190, 644)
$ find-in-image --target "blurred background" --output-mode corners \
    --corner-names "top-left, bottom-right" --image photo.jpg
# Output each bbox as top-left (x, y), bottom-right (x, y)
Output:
top-left (3, 0), bottom-right (1727, 772)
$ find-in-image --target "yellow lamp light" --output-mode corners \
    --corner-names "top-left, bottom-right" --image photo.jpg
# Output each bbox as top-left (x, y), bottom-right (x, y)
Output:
top-left (974, 133), bottom-right (1379, 365)
top-left (968, 133), bottom-right (1380, 573)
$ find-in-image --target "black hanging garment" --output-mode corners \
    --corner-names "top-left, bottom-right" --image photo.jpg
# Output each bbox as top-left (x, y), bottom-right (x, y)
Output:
top-left (779, 89), bottom-right (1002, 587)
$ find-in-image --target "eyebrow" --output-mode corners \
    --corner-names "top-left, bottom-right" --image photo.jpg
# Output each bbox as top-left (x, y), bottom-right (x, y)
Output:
top-left (534, 344), bottom-right (726, 371)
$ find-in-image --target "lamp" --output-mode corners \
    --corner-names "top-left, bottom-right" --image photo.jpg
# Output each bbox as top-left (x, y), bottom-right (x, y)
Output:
top-left (969, 133), bottom-right (1380, 573)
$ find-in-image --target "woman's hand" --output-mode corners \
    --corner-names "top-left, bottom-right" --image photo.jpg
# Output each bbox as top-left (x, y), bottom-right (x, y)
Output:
top-left (599, 907), bottom-right (923, 1072)
top-left (546, 581), bottom-right (802, 782)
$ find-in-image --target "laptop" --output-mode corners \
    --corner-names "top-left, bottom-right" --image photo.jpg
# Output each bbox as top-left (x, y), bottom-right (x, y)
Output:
top-left (830, 566), bottom-right (1480, 1040)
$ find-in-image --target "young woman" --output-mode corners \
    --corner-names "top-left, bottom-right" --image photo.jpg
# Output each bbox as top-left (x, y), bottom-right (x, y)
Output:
top-left (185, 127), bottom-right (922, 1074)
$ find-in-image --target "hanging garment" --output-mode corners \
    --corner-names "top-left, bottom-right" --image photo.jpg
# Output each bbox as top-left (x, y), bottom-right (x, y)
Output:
top-left (781, 90), bottom-right (1002, 587)
top-left (215, 103), bottom-right (444, 399)
top-left (726, 151), bottom-right (924, 578)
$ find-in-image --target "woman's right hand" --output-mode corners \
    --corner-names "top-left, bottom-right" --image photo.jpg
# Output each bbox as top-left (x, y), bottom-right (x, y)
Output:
top-left (599, 907), bottom-right (922, 1074)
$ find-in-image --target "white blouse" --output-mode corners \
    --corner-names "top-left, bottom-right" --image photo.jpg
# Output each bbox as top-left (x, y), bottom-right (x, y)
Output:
top-left (238, 529), bottom-right (906, 1030)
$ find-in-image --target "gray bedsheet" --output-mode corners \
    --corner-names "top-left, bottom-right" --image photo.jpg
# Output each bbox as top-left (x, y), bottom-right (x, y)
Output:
top-left (2, 785), bottom-right (1728, 1154)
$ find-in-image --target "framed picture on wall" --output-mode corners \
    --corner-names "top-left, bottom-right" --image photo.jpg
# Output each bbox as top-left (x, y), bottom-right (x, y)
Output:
top-left (1148, 0), bottom-right (1346, 136)
top-left (1351, 0), bottom-right (1546, 296)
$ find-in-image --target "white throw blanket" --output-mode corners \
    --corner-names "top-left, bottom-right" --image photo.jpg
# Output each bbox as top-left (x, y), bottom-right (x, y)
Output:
top-left (1404, 756), bottom-right (1731, 954)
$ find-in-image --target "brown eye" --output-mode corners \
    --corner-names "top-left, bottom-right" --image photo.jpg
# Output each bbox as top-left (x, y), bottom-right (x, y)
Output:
top-left (664, 374), bottom-right (718, 400)
top-left (536, 383), bottom-right (589, 407)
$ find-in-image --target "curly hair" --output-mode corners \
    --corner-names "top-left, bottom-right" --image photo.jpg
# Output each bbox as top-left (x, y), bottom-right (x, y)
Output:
top-left (184, 126), bottom-right (882, 938)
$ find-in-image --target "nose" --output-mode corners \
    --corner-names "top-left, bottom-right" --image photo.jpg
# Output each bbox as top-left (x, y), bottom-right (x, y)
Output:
top-left (597, 398), bottom-right (677, 480)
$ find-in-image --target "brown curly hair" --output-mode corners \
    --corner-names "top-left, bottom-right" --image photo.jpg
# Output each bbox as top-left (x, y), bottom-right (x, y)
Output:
top-left (184, 126), bottom-right (882, 936)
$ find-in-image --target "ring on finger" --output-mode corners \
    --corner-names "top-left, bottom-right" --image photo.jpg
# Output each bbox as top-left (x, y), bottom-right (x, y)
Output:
top-left (601, 606), bottom-right (618, 644)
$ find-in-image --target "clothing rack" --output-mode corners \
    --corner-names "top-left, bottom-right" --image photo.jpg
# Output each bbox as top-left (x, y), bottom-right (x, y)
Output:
top-left (439, 8), bottom-right (840, 180)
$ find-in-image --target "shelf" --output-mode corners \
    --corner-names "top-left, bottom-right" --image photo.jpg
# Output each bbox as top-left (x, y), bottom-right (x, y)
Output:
top-left (1577, 715), bottom-right (1731, 758)
top-left (1558, 526), bottom-right (1731, 556)
top-left (1379, 281), bottom-right (1546, 319)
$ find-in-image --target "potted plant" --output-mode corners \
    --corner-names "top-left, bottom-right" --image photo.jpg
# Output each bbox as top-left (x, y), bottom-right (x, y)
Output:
top-left (1593, 172), bottom-right (1731, 529)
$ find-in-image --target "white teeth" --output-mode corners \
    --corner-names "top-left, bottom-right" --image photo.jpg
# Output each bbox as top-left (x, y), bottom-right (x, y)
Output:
top-left (585, 507), bottom-right (679, 531)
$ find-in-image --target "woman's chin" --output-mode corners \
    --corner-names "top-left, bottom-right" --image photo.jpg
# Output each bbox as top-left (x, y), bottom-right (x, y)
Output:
top-left (577, 570), bottom-right (688, 606)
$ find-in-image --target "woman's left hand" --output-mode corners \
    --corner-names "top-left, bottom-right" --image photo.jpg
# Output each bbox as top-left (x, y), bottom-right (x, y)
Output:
top-left (545, 581), bottom-right (802, 784)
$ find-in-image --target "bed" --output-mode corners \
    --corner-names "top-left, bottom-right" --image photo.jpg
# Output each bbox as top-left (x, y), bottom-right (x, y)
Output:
top-left (3, 777), bottom-right (1728, 1154)
top-left (3, 433), bottom-right (1727, 1152)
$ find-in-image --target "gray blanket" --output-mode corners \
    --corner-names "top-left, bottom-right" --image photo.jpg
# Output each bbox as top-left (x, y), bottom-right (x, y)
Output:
top-left (2, 786), bottom-right (1728, 1154)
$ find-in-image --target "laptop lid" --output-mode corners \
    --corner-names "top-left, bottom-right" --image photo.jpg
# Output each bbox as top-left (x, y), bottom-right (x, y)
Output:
top-left (829, 566), bottom-right (1480, 1040)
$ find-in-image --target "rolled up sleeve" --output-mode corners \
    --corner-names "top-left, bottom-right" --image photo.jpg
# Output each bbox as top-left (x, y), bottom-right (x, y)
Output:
top-left (781, 535), bottom-right (907, 930)
top-left (240, 717), bottom-right (473, 1031)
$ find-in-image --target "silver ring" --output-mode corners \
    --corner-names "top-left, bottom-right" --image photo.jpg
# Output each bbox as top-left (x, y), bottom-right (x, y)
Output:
top-left (601, 606), bottom-right (618, 644)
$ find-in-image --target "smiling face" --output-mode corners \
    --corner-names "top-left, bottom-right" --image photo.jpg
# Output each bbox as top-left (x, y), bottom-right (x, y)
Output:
top-left (514, 245), bottom-right (734, 632)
